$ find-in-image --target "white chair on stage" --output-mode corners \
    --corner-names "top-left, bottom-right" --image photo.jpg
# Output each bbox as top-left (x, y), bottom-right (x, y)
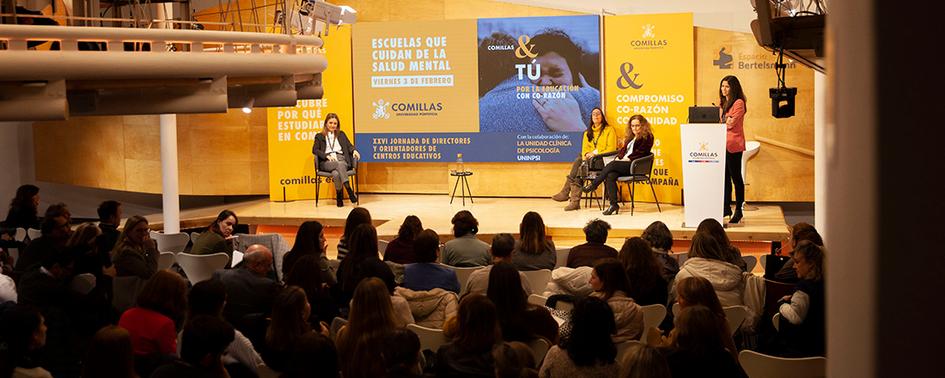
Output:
top-left (151, 231), bottom-right (190, 253)
top-left (741, 140), bottom-right (761, 211)
top-left (175, 252), bottom-right (229, 284)
top-left (157, 252), bottom-right (176, 270)
top-left (520, 269), bottom-right (552, 295)
top-left (407, 324), bottom-right (448, 354)
top-left (639, 304), bottom-right (667, 341)
top-left (739, 350), bottom-right (826, 378)
top-left (554, 247), bottom-right (570, 268)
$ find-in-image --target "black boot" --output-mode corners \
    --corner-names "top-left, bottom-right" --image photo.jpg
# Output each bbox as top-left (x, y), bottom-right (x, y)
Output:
top-left (723, 205), bottom-right (733, 217)
top-left (343, 181), bottom-right (358, 203)
top-left (730, 208), bottom-right (743, 224)
top-left (336, 190), bottom-right (344, 207)
top-left (603, 203), bottom-right (620, 216)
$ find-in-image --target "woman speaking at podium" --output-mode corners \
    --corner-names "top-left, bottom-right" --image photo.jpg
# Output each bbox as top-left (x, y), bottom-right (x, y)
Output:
top-left (582, 114), bottom-right (654, 216)
top-left (719, 75), bottom-right (747, 224)
top-left (550, 107), bottom-right (617, 211)
top-left (312, 113), bottom-right (360, 207)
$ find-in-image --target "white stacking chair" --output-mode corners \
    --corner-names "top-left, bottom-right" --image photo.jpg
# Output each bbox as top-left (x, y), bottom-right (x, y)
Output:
top-left (330, 316), bottom-right (348, 340)
top-left (615, 340), bottom-right (644, 366)
top-left (675, 252), bottom-right (689, 266)
top-left (190, 232), bottom-right (202, 243)
top-left (528, 294), bottom-right (548, 307)
top-left (520, 269), bottom-right (552, 295)
top-left (445, 266), bottom-right (479, 295)
top-left (14, 228), bottom-right (27, 242)
top-left (157, 252), bottom-right (176, 270)
top-left (743, 255), bottom-right (758, 273)
top-left (151, 231), bottom-right (190, 253)
top-left (639, 304), bottom-right (667, 340)
top-left (554, 247), bottom-right (570, 268)
top-left (772, 313), bottom-right (782, 331)
top-left (723, 305), bottom-right (751, 336)
top-left (407, 324), bottom-right (448, 354)
top-left (27, 228), bottom-right (41, 240)
top-left (378, 239), bottom-right (390, 256)
top-left (527, 337), bottom-right (552, 366)
top-left (175, 252), bottom-right (229, 284)
top-left (760, 254), bottom-right (768, 270)
top-left (739, 350), bottom-right (826, 378)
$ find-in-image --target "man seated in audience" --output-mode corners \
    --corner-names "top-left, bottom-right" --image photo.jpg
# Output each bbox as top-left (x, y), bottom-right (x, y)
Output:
top-left (773, 222), bottom-right (824, 283)
top-left (96, 200), bottom-right (122, 255)
top-left (14, 214), bottom-right (71, 276)
top-left (213, 244), bottom-right (281, 345)
top-left (460, 233), bottom-right (532, 297)
top-left (566, 219), bottom-right (618, 268)
top-left (402, 229), bottom-right (460, 293)
top-left (151, 315), bottom-right (235, 378)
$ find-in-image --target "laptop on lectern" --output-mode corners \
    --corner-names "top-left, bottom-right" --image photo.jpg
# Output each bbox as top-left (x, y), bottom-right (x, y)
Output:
top-left (688, 106), bottom-right (721, 124)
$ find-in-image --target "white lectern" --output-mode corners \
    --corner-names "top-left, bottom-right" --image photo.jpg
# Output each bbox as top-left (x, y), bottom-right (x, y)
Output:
top-left (680, 123), bottom-right (727, 228)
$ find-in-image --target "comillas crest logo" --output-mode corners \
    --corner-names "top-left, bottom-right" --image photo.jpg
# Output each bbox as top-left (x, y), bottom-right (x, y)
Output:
top-left (699, 142), bottom-right (709, 151)
top-left (372, 99), bottom-right (390, 120)
top-left (713, 47), bottom-right (733, 69)
top-left (630, 24), bottom-right (668, 49)
top-left (642, 24), bottom-right (656, 39)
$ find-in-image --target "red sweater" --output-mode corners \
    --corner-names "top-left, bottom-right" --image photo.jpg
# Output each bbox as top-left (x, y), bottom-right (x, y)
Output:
top-left (118, 307), bottom-right (177, 356)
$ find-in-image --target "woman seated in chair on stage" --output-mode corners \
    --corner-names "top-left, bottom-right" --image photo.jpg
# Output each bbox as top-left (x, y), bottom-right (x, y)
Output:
top-left (582, 114), bottom-right (654, 215)
top-left (551, 107), bottom-right (618, 211)
top-left (312, 113), bottom-right (360, 207)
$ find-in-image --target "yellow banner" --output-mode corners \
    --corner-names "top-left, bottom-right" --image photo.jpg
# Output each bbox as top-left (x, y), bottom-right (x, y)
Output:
top-left (266, 25), bottom-right (354, 201)
top-left (604, 14), bottom-right (693, 204)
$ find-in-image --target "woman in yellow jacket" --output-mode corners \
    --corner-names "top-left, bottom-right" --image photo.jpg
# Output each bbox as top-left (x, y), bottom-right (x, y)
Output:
top-left (552, 107), bottom-right (617, 210)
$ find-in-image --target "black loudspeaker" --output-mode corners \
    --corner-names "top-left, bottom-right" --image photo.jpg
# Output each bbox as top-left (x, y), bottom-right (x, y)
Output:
top-left (769, 87), bottom-right (798, 118)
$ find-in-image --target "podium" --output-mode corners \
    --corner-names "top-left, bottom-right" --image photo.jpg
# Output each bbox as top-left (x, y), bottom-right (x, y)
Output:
top-left (680, 123), bottom-right (727, 227)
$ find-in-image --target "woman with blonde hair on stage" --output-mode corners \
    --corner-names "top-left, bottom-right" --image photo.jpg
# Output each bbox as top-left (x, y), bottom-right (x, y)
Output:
top-left (551, 107), bottom-right (618, 211)
top-left (582, 114), bottom-right (655, 216)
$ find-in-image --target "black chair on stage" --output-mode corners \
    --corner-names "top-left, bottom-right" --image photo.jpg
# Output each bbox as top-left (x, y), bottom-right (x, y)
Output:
top-left (314, 156), bottom-right (359, 207)
top-left (616, 153), bottom-right (661, 215)
top-left (581, 153), bottom-right (612, 211)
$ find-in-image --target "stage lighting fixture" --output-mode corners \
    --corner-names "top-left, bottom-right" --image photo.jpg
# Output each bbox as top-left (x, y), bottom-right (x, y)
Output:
top-left (242, 98), bottom-right (255, 114)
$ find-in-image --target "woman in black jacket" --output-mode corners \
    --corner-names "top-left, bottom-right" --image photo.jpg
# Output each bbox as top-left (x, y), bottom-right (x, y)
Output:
top-left (312, 113), bottom-right (360, 207)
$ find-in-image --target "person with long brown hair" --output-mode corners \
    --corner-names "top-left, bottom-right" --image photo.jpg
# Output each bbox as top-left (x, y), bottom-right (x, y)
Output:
top-left (582, 114), bottom-right (655, 215)
top-left (335, 277), bottom-right (400, 378)
top-left (312, 112), bottom-right (360, 207)
top-left (673, 233), bottom-right (747, 309)
top-left (589, 258), bottom-right (644, 343)
top-left (538, 296), bottom-right (620, 377)
top-left (719, 75), bottom-right (747, 223)
top-left (617, 237), bottom-right (668, 306)
top-left (488, 262), bottom-right (558, 344)
top-left (511, 212), bottom-right (556, 271)
top-left (436, 294), bottom-right (502, 377)
top-left (191, 209), bottom-right (238, 259)
top-left (696, 218), bottom-right (747, 271)
top-left (262, 286), bottom-right (323, 372)
top-left (661, 305), bottom-right (746, 377)
top-left (336, 207), bottom-right (372, 261)
top-left (550, 107), bottom-right (618, 211)
top-left (383, 215), bottom-right (423, 264)
top-left (668, 276), bottom-right (739, 362)
top-left (281, 220), bottom-right (333, 284)
top-left (111, 215), bottom-right (158, 279)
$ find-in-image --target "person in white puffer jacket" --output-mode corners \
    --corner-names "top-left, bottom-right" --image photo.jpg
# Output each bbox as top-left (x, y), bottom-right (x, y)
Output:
top-left (673, 233), bottom-right (747, 308)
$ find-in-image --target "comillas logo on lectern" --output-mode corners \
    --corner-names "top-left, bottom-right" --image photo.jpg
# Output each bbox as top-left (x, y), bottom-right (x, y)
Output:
top-left (630, 24), bottom-right (668, 50)
top-left (688, 141), bottom-right (720, 163)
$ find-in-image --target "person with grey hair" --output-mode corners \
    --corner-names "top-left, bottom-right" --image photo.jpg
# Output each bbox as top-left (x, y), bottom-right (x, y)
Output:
top-left (213, 244), bottom-right (281, 339)
top-left (566, 219), bottom-right (617, 268)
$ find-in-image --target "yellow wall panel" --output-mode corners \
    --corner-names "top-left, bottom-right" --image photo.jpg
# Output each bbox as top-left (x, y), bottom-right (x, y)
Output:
top-left (124, 159), bottom-right (162, 193)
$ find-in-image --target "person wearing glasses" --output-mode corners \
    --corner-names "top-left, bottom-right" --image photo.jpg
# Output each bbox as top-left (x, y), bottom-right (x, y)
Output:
top-left (582, 115), bottom-right (655, 216)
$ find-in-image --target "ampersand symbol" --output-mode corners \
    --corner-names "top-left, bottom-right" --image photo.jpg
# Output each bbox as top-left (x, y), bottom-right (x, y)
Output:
top-left (616, 62), bottom-right (643, 90)
top-left (515, 35), bottom-right (537, 59)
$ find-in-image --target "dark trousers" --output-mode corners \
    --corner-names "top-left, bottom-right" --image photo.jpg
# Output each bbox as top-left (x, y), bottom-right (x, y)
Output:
top-left (724, 151), bottom-right (745, 209)
top-left (591, 160), bottom-right (633, 205)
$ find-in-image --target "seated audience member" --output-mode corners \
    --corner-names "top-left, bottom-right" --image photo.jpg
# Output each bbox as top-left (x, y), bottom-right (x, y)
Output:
top-left (381, 328), bottom-right (423, 378)
top-left (81, 325), bottom-right (136, 378)
top-left (661, 277), bottom-right (738, 362)
top-left (618, 237), bottom-right (668, 306)
top-left (512, 212), bottom-right (556, 271)
top-left (43, 203), bottom-right (72, 224)
top-left (67, 223), bottom-right (109, 280)
top-left (111, 215), bottom-right (158, 279)
top-left (262, 286), bottom-right (322, 371)
top-left (16, 251), bottom-right (74, 311)
top-left (0, 305), bottom-right (52, 378)
top-left (618, 343), bottom-right (671, 378)
top-left (191, 210), bottom-right (238, 258)
top-left (284, 254), bottom-right (338, 324)
top-left (3, 184), bottom-right (40, 230)
top-left (673, 232), bottom-right (747, 308)
top-left (95, 200), bottom-right (122, 256)
top-left (640, 221), bottom-right (679, 282)
top-left (336, 224), bottom-right (395, 307)
top-left (151, 315), bottom-right (235, 378)
top-left (403, 229), bottom-right (460, 293)
top-left (660, 306), bottom-right (746, 378)
top-left (567, 219), bottom-right (618, 268)
top-left (283, 332), bottom-right (339, 378)
top-left (336, 277), bottom-right (401, 378)
top-left (118, 270), bottom-right (188, 377)
top-left (774, 222), bottom-right (824, 283)
top-left (281, 220), bottom-right (334, 285)
top-left (436, 294), bottom-right (501, 377)
top-left (493, 341), bottom-right (538, 378)
top-left (488, 262), bottom-right (558, 344)
top-left (187, 279), bottom-right (265, 375)
top-left (14, 214), bottom-right (71, 275)
top-left (441, 210), bottom-right (491, 267)
top-left (383, 215), bottom-right (423, 264)
top-left (538, 296), bottom-right (620, 377)
top-left (773, 241), bottom-right (826, 357)
top-left (696, 219), bottom-right (747, 271)
top-left (213, 244), bottom-right (281, 331)
top-left (590, 259), bottom-right (644, 342)
top-left (337, 207), bottom-right (373, 261)
top-left (0, 272), bottom-right (15, 304)
top-left (461, 233), bottom-right (532, 297)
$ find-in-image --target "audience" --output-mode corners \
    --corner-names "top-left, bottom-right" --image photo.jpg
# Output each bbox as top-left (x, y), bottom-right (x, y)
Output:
top-left (186, 278), bottom-right (265, 375)
top-left (384, 215), bottom-right (423, 264)
top-left (283, 332), bottom-right (339, 378)
top-left (772, 240), bottom-right (826, 357)
top-left (566, 218), bottom-right (618, 268)
top-left (111, 215), bottom-right (158, 279)
top-left (337, 207), bottom-right (372, 261)
top-left (618, 343), bottom-right (671, 378)
top-left (284, 254), bottom-right (338, 324)
top-left (590, 258), bottom-right (644, 342)
top-left (95, 200), bottom-right (122, 256)
top-left (673, 232), bottom-right (747, 309)
top-left (538, 296), bottom-right (620, 377)
top-left (488, 262), bottom-right (558, 344)
top-left (281, 220), bottom-right (334, 285)
top-left (3, 184), bottom-right (40, 230)
top-left (261, 286), bottom-right (319, 371)
top-left (663, 276), bottom-right (738, 362)
top-left (118, 270), bottom-right (187, 377)
top-left (696, 219), bottom-right (747, 271)
top-left (336, 277), bottom-right (400, 378)
top-left (150, 315), bottom-right (235, 378)
top-left (461, 233), bottom-right (532, 297)
top-left (773, 222), bottom-right (824, 283)
top-left (660, 305), bottom-right (746, 378)
top-left (0, 305), bottom-right (51, 378)
top-left (380, 327), bottom-right (423, 378)
top-left (403, 229), bottom-right (460, 293)
top-left (640, 221), bottom-right (679, 282)
top-left (14, 214), bottom-right (71, 275)
top-left (617, 237), bottom-right (668, 306)
top-left (81, 325), bottom-right (136, 378)
top-left (336, 223), bottom-right (395, 307)
top-left (213, 244), bottom-right (281, 336)
top-left (436, 294), bottom-right (501, 377)
top-left (67, 223), bottom-right (109, 279)
top-left (191, 209), bottom-right (238, 258)
top-left (442, 210), bottom-right (491, 267)
top-left (512, 212), bottom-right (556, 271)
top-left (493, 341), bottom-right (538, 378)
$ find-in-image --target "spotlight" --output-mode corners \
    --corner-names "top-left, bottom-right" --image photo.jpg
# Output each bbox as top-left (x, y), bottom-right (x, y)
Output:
top-left (241, 98), bottom-right (254, 114)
